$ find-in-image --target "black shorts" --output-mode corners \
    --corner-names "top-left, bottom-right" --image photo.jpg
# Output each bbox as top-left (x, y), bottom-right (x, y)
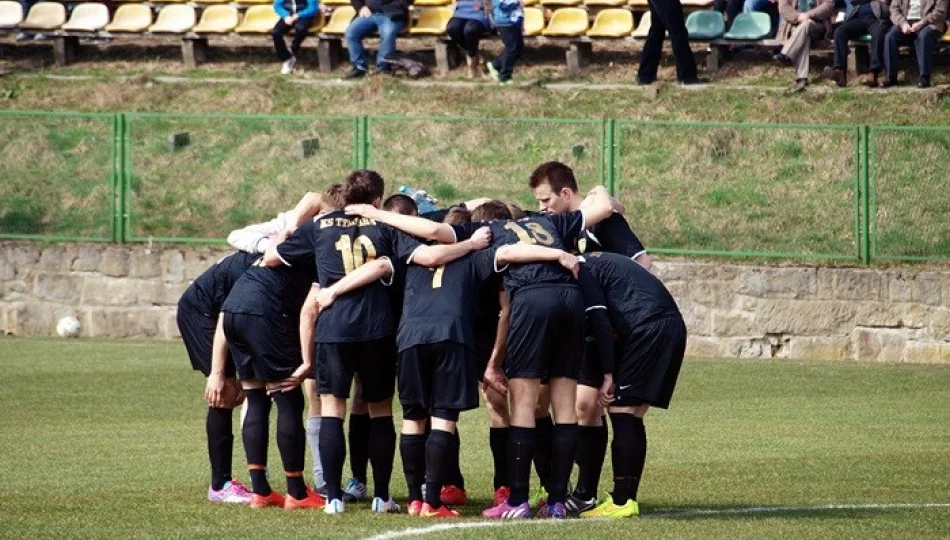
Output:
top-left (317, 337), bottom-right (396, 403)
top-left (614, 315), bottom-right (687, 409)
top-left (577, 336), bottom-right (604, 389)
top-left (506, 285), bottom-right (585, 380)
top-left (177, 308), bottom-right (235, 378)
top-left (222, 312), bottom-right (302, 383)
top-left (398, 342), bottom-right (479, 415)
top-left (472, 325), bottom-right (495, 382)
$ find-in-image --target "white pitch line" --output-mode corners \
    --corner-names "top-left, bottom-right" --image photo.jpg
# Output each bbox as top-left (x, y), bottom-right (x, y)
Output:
top-left (361, 503), bottom-right (950, 540)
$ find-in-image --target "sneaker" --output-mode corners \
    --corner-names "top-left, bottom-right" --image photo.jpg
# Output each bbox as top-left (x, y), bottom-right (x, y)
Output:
top-left (564, 493), bottom-right (597, 514)
top-left (371, 496), bottom-right (401, 514)
top-left (208, 480), bottom-right (253, 504)
top-left (492, 486), bottom-right (510, 507)
top-left (280, 56), bottom-right (296, 75)
top-left (15, 32), bottom-right (28, 42)
top-left (486, 62), bottom-right (500, 82)
top-left (482, 500), bottom-right (532, 519)
top-left (529, 486), bottom-right (548, 509)
top-left (580, 495), bottom-right (639, 519)
top-left (421, 503), bottom-right (460, 518)
top-left (408, 500), bottom-right (424, 517)
top-left (314, 485), bottom-right (328, 498)
top-left (342, 67), bottom-right (367, 80)
top-left (342, 478), bottom-right (367, 502)
top-left (33, 33), bottom-right (47, 41)
top-left (499, 79), bottom-right (513, 86)
top-left (537, 501), bottom-right (567, 519)
top-left (324, 498), bottom-right (345, 515)
top-left (285, 489), bottom-right (326, 510)
top-left (440, 485), bottom-right (468, 506)
top-left (250, 491), bottom-right (286, 509)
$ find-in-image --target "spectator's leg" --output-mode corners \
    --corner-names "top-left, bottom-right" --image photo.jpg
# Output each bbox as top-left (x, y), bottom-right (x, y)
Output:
top-left (376, 15), bottom-right (405, 71)
top-left (725, 0), bottom-right (744, 28)
top-left (462, 20), bottom-right (487, 59)
top-left (833, 19), bottom-right (868, 70)
top-left (345, 14), bottom-right (380, 72)
top-left (659, 0), bottom-right (698, 81)
top-left (290, 17), bottom-right (316, 59)
top-left (882, 24), bottom-right (902, 83)
top-left (915, 26), bottom-right (936, 81)
top-left (637, 2), bottom-right (666, 82)
top-left (781, 22), bottom-right (811, 80)
top-left (272, 19), bottom-right (292, 61)
top-left (445, 17), bottom-right (467, 52)
top-left (868, 21), bottom-right (891, 74)
top-left (497, 24), bottom-right (524, 81)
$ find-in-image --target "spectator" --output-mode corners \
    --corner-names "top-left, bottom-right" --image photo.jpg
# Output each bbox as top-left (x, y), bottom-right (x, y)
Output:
top-left (716, 0), bottom-right (747, 29)
top-left (272, 0), bottom-right (320, 75)
top-left (486, 0), bottom-right (524, 85)
top-left (342, 0), bottom-right (411, 79)
top-left (821, 0), bottom-right (891, 87)
top-left (446, 0), bottom-right (491, 78)
top-left (772, 0), bottom-right (835, 93)
top-left (882, 0), bottom-right (948, 88)
top-left (637, 0), bottom-right (703, 85)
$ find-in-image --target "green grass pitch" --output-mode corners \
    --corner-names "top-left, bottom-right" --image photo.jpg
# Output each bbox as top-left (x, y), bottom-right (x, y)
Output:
top-left (1, 337), bottom-right (948, 540)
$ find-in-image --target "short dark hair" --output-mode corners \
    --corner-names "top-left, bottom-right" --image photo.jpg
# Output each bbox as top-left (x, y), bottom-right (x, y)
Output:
top-left (471, 200), bottom-right (512, 222)
top-left (322, 184), bottom-right (345, 211)
top-left (343, 169), bottom-right (385, 205)
top-left (505, 202), bottom-right (527, 220)
top-left (443, 207), bottom-right (472, 225)
top-left (529, 161), bottom-right (578, 193)
top-left (383, 194), bottom-right (418, 216)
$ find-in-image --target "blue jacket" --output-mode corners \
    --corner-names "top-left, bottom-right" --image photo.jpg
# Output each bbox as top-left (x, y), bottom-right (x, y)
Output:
top-left (453, 0), bottom-right (491, 26)
top-left (274, 0), bottom-right (319, 19)
top-left (492, 0), bottom-right (523, 26)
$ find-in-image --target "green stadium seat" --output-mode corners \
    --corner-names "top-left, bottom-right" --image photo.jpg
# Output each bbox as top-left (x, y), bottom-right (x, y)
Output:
top-left (855, 33), bottom-right (871, 43)
top-left (235, 5), bottom-right (278, 33)
top-left (686, 10), bottom-right (724, 40)
top-left (523, 7), bottom-right (545, 36)
top-left (542, 7), bottom-right (589, 36)
top-left (149, 5), bottom-right (196, 33)
top-left (192, 5), bottom-right (240, 34)
top-left (61, 2), bottom-right (109, 32)
top-left (105, 4), bottom-right (152, 32)
top-left (19, 2), bottom-right (66, 31)
top-left (722, 12), bottom-right (770, 40)
top-left (587, 8), bottom-right (633, 37)
top-left (0, 0), bottom-right (24, 29)
top-left (409, 7), bottom-right (451, 35)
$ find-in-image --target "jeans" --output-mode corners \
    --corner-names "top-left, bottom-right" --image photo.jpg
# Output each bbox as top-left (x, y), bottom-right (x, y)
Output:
top-left (832, 17), bottom-right (890, 73)
top-left (492, 24), bottom-right (524, 80)
top-left (884, 24), bottom-right (938, 80)
top-left (446, 17), bottom-right (489, 58)
top-left (345, 12), bottom-right (405, 71)
top-left (272, 17), bottom-right (316, 61)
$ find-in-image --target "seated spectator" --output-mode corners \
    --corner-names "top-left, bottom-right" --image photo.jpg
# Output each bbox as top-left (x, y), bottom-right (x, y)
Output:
top-left (821, 0), bottom-right (891, 87)
top-left (446, 0), bottom-right (492, 78)
top-left (773, 0), bottom-right (835, 93)
top-left (272, 0), bottom-right (320, 75)
top-left (486, 0), bottom-right (524, 85)
top-left (716, 0), bottom-right (747, 29)
top-left (343, 0), bottom-right (411, 79)
top-left (882, 0), bottom-right (948, 88)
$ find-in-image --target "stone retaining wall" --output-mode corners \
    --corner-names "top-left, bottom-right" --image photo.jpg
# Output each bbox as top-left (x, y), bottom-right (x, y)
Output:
top-left (2, 242), bottom-right (948, 363)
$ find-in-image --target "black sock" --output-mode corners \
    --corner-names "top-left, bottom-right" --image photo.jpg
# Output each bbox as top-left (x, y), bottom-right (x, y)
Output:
top-left (445, 430), bottom-right (464, 489)
top-left (273, 388), bottom-right (307, 499)
top-left (547, 423), bottom-right (578, 505)
top-left (609, 413), bottom-right (646, 503)
top-left (574, 422), bottom-right (608, 500)
top-left (348, 413), bottom-right (371, 483)
top-left (320, 416), bottom-right (346, 501)
top-left (533, 415), bottom-right (553, 491)
top-left (369, 416), bottom-right (396, 500)
top-left (507, 426), bottom-right (536, 506)
top-left (424, 429), bottom-right (455, 508)
top-left (399, 433), bottom-right (426, 502)
top-left (207, 406), bottom-right (234, 490)
top-left (489, 427), bottom-right (509, 490)
top-left (242, 389), bottom-right (272, 496)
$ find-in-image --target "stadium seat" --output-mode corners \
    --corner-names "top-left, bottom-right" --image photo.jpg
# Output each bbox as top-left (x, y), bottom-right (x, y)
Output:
top-left (632, 10), bottom-right (650, 37)
top-left (105, 4), bottom-right (152, 32)
top-left (18, 2), bottom-right (66, 31)
top-left (192, 5), bottom-right (240, 33)
top-left (0, 0), bottom-right (24, 29)
top-left (523, 7), bottom-right (544, 36)
top-left (541, 0), bottom-right (583, 6)
top-left (685, 9), bottom-right (724, 40)
top-left (834, 10), bottom-right (844, 24)
top-left (628, 0), bottom-right (649, 7)
top-left (587, 8), bottom-right (633, 37)
top-left (722, 12), bottom-right (770, 40)
top-left (235, 5), bottom-right (279, 33)
top-left (943, 27), bottom-right (950, 42)
top-left (237, 0), bottom-right (273, 4)
top-left (151, 0), bottom-right (189, 3)
top-left (149, 5), bottom-right (196, 33)
top-left (681, 0), bottom-right (715, 5)
top-left (523, 0), bottom-right (540, 5)
top-left (542, 7), bottom-right (589, 36)
top-left (585, 0), bottom-right (627, 5)
top-left (321, 5), bottom-right (354, 34)
top-left (322, 0), bottom-right (351, 5)
top-left (409, 7), bottom-right (451, 35)
top-left (195, 0), bottom-right (233, 4)
top-left (60, 3), bottom-right (109, 32)
top-left (414, 0), bottom-right (452, 5)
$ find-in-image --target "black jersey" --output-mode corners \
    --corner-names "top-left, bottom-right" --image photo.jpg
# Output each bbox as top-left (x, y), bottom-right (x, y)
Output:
top-left (452, 210), bottom-right (585, 295)
top-left (576, 265), bottom-right (617, 376)
top-left (221, 259), bottom-right (316, 321)
top-left (276, 211), bottom-right (398, 343)
top-left (580, 252), bottom-right (680, 334)
top-left (178, 251), bottom-right (259, 315)
top-left (576, 212), bottom-right (646, 258)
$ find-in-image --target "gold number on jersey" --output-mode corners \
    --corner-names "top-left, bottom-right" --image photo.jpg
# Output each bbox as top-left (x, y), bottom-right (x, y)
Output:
top-left (504, 222), bottom-right (555, 246)
top-left (431, 265), bottom-right (446, 289)
top-left (334, 234), bottom-right (378, 274)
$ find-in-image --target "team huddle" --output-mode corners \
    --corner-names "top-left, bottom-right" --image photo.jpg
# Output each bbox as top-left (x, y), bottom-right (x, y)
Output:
top-left (177, 161), bottom-right (687, 519)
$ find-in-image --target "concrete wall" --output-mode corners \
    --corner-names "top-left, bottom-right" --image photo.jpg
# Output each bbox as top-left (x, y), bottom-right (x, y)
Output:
top-left (1, 241), bottom-right (949, 363)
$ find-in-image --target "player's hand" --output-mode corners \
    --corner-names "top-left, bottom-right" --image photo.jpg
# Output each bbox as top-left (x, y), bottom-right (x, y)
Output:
top-left (359, 6), bottom-right (372, 17)
top-left (270, 363), bottom-right (311, 393)
top-left (482, 366), bottom-right (508, 396)
top-left (902, 22), bottom-right (913, 33)
top-left (283, 15), bottom-right (294, 25)
top-left (598, 374), bottom-right (615, 407)
top-left (205, 372), bottom-right (226, 408)
top-left (344, 204), bottom-right (376, 218)
top-left (558, 251), bottom-right (580, 279)
top-left (315, 286), bottom-right (337, 312)
top-left (796, 13), bottom-right (809, 24)
top-left (470, 226), bottom-right (492, 250)
top-left (911, 21), bottom-right (925, 33)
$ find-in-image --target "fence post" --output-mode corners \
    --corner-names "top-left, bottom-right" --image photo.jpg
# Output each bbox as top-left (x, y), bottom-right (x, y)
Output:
top-left (860, 125), bottom-right (871, 265)
top-left (120, 114), bottom-right (130, 244)
top-left (111, 114), bottom-right (120, 243)
top-left (605, 118), bottom-right (616, 197)
top-left (359, 115), bottom-right (370, 169)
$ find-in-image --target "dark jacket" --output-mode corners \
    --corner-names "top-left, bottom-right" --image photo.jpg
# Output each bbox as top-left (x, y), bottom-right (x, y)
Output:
top-left (352, 0), bottom-right (412, 22)
top-left (845, 0), bottom-right (891, 21)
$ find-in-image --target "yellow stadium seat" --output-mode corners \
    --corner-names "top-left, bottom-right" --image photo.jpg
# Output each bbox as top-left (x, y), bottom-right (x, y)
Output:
top-left (196, 0), bottom-right (234, 4)
top-left (61, 2), bottom-right (109, 32)
top-left (523, 0), bottom-right (540, 5)
top-left (19, 2), bottom-right (66, 30)
top-left (409, 7), bottom-right (450, 35)
top-left (105, 4), bottom-right (152, 32)
top-left (235, 5), bottom-right (279, 33)
top-left (585, 0), bottom-right (628, 5)
top-left (542, 7), bottom-right (589, 36)
top-left (628, 0), bottom-right (648, 6)
top-left (0, 0), bottom-right (24, 29)
top-left (237, 0), bottom-right (273, 3)
top-left (681, 0), bottom-right (714, 5)
top-left (414, 0), bottom-right (452, 5)
top-left (149, 5), bottom-right (196, 33)
top-left (151, 0), bottom-right (189, 3)
top-left (523, 6), bottom-right (544, 36)
top-left (943, 27), bottom-right (950, 42)
top-left (541, 0), bottom-right (582, 6)
top-left (321, 5), bottom-right (354, 34)
top-left (587, 8), bottom-right (632, 37)
top-left (192, 5), bottom-right (239, 33)
top-left (322, 0), bottom-right (351, 4)
top-left (632, 10), bottom-right (650, 37)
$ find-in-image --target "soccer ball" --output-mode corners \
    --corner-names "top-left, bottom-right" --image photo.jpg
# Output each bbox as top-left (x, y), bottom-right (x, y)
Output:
top-left (56, 316), bottom-right (81, 338)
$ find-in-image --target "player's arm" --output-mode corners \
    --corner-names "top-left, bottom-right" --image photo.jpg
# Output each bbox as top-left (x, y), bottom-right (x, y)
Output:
top-left (495, 244), bottom-right (580, 278)
top-left (227, 214), bottom-right (290, 254)
top-left (205, 314), bottom-right (230, 408)
top-left (578, 185), bottom-right (614, 228)
top-left (289, 191), bottom-right (323, 227)
top-left (409, 227), bottom-right (491, 268)
top-left (345, 204), bottom-right (458, 244)
top-left (483, 290), bottom-right (511, 396)
top-left (314, 258), bottom-right (395, 311)
top-left (299, 284), bottom-right (319, 370)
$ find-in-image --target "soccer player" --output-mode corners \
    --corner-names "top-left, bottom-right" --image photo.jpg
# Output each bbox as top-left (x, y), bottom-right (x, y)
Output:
top-left (264, 169), bottom-right (402, 515)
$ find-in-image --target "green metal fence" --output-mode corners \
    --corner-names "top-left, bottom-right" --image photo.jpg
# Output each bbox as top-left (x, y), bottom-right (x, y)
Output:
top-left (2, 110), bottom-right (946, 264)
